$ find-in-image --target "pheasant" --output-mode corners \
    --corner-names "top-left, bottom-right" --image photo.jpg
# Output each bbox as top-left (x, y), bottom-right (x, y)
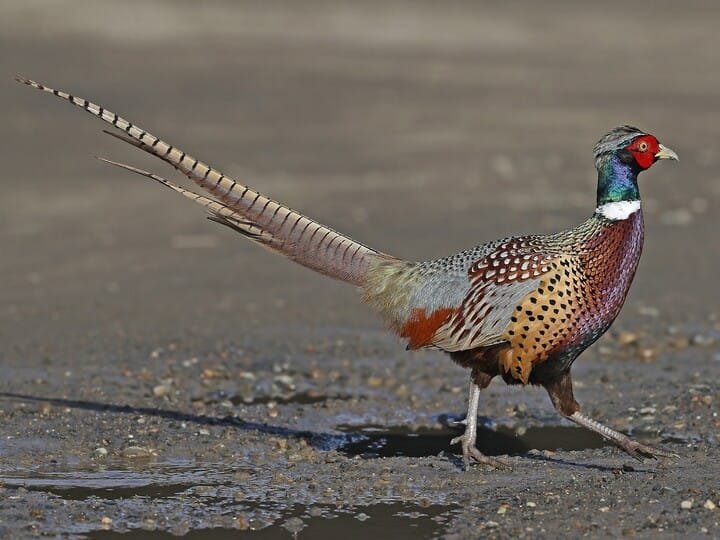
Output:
top-left (16, 76), bottom-right (679, 469)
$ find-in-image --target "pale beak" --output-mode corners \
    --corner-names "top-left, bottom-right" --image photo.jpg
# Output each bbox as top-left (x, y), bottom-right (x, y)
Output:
top-left (655, 144), bottom-right (679, 161)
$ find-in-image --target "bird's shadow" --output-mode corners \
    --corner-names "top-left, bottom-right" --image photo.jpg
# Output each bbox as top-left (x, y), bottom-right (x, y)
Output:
top-left (0, 391), bottom-right (351, 451)
top-left (442, 452), bottom-right (628, 473)
top-left (0, 392), bottom-right (646, 473)
top-left (521, 451), bottom-right (652, 473)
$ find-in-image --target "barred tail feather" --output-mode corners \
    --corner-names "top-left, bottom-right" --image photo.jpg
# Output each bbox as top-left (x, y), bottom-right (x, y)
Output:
top-left (17, 76), bottom-right (391, 285)
top-left (98, 158), bottom-right (303, 256)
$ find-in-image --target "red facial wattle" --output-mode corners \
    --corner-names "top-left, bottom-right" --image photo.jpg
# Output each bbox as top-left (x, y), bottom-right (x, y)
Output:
top-left (625, 135), bottom-right (660, 170)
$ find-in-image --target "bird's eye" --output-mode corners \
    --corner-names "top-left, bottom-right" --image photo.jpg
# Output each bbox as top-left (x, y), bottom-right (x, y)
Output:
top-left (638, 141), bottom-right (648, 152)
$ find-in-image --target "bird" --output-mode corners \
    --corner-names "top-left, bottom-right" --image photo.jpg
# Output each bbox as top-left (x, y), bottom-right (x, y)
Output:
top-left (16, 76), bottom-right (679, 470)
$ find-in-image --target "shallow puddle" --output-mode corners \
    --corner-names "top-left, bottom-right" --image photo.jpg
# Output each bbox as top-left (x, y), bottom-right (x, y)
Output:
top-left (1, 465), bottom-right (458, 539)
top-left (12, 481), bottom-right (191, 501)
top-left (86, 502), bottom-right (455, 540)
top-left (0, 466), bottom-right (223, 501)
top-left (338, 424), bottom-right (608, 458)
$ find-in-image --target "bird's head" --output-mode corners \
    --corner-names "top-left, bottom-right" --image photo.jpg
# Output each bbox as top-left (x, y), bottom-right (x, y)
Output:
top-left (593, 126), bottom-right (678, 208)
top-left (593, 125), bottom-right (678, 172)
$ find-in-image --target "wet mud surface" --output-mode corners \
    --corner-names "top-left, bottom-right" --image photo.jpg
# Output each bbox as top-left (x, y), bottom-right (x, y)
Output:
top-left (2, 1), bottom-right (720, 537)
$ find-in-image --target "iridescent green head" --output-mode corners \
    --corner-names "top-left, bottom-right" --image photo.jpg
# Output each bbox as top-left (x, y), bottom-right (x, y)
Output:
top-left (593, 126), bottom-right (678, 206)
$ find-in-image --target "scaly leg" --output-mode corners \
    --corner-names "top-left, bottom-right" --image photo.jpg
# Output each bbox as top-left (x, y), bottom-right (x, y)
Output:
top-left (450, 375), bottom-right (510, 470)
top-left (545, 370), bottom-right (676, 461)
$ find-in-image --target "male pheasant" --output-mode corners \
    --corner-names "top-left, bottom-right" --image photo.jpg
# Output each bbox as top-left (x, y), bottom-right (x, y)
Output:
top-left (17, 77), bottom-right (679, 469)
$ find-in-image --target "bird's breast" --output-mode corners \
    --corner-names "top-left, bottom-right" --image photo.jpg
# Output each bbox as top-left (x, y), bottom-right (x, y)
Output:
top-left (499, 211), bottom-right (644, 383)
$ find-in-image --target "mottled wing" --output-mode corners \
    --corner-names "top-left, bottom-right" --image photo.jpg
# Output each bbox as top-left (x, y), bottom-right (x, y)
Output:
top-left (431, 238), bottom-right (559, 352)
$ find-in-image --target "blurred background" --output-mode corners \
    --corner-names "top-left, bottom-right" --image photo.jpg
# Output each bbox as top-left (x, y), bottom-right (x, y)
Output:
top-left (1, 2), bottom-right (719, 537)
top-left (2, 1), bottom-right (718, 359)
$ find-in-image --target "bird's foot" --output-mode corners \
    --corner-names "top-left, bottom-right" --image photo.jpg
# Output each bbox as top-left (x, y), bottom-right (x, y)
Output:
top-left (450, 433), bottom-right (511, 471)
top-left (617, 438), bottom-right (678, 461)
top-left (566, 410), bottom-right (678, 463)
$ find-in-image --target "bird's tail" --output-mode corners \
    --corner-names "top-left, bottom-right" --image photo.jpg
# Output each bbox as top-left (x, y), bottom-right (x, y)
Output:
top-left (16, 76), bottom-right (393, 285)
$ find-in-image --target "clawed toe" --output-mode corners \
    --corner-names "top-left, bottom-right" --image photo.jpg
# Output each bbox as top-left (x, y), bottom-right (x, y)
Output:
top-left (622, 440), bottom-right (678, 461)
top-left (467, 447), bottom-right (512, 470)
top-left (451, 435), bottom-right (511, 471)
top-left (450, 434), bottom-right (464, 447)
top-left (566, 410), bottom-right (678, 465)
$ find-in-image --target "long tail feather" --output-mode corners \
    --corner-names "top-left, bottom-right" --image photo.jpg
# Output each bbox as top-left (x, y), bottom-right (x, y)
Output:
top-left (98, 158), bottom-right (287, 253)
top-left (16, 76), bottom-right (390, 285)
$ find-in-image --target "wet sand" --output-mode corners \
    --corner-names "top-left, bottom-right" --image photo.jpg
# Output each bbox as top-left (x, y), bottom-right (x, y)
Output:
top-left (1, 1), bottom-right (719, 537)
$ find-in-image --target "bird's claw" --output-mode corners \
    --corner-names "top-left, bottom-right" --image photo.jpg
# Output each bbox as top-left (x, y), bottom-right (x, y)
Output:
top-left (620, 439), bottom-right (678, 461)
top-left (450, 434), bottom-right (511, 471)
top-left (449, 434), bottom-right (464, 446)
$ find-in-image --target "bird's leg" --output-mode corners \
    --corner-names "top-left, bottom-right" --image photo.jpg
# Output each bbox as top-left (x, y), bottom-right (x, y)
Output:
top-left (450, 372), bottom-right (510, 470)
top-left (545, 370), bottom-right (676, 461)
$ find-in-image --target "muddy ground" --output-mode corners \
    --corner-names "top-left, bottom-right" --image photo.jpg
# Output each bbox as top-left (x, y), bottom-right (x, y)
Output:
top-left (1, 1), bottom-right (719, 538)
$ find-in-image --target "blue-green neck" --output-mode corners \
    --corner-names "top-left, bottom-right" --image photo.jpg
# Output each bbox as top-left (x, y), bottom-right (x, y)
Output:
top-left (596, 154), bottom-right (640, 206)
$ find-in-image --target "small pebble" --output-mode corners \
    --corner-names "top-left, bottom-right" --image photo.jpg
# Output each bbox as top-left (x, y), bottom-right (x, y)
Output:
top-left (122, 446), bottom-right (152, 458)
top-left (153, 384), bottom-right (171, 397)
top-left (680, 500), bottom-right (693, 510)
top-left (308, 506), bottom-right (323, 517)
top-left (691, 334), bottom-right (715, 346)
top-left (355, 513), bottom-right (370, 522)
top-left (202, 368), bottom-right (224, 379)
top-left (37, 403), bottom-right (52, 416)
top-left (182, 357), bottom-right (199, 368)
top-left (274, 374), bottom-right (295, 390)
top-left (281, 517), bottom-right (305, 534)
top-left (93, 447), bottom-right (108, 458)
top-left (703, 500), bottom-right (716, 511)
top-left (636, 347), bottom-right (656, 361)
top-left (668, 336), bottom-right (690, 349)
top-left (617, 332), bottom-right (638, 346)
top-left (233, 515), bottom-right (249, 530)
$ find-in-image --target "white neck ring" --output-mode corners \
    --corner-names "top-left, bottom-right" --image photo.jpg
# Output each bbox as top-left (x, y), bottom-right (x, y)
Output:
top-left (596, 200), bottom-right (641, 220)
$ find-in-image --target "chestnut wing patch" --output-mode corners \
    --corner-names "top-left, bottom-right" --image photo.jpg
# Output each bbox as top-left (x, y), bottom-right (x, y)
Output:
top-left (400, 307), bottom-right (457, 350)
